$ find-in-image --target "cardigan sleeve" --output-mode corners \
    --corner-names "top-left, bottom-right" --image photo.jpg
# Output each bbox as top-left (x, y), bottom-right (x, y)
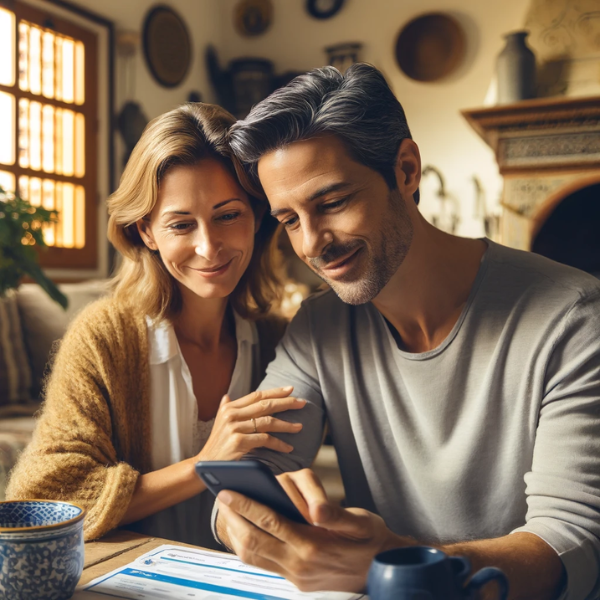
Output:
top-left (6, 300), bottom-right (146, 540)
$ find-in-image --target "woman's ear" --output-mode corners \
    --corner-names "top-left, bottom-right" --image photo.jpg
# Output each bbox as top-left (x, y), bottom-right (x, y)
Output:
top-left (136, 219), bottom-right (158, 250)
top-left (394, 139), bottom-right (421, 195)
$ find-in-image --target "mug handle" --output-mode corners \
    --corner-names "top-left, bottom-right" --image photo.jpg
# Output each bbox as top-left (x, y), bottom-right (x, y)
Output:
top-left (465, 567), bottom-right (509, 600)
top-left (450, 556), bottom-right (471, 584)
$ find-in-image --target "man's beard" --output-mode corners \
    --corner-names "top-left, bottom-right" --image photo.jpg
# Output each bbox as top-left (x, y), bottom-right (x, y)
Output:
top-left (308, 189), bottom-right (413, 305)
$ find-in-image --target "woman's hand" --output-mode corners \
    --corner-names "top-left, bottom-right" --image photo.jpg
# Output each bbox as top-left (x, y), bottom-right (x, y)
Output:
top-left (197, 386), bottom-right (305, 462)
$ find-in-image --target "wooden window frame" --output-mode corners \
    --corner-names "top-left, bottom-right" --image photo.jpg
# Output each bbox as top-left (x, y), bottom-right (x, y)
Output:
top-left (0, 0), bottom-right (99, 269)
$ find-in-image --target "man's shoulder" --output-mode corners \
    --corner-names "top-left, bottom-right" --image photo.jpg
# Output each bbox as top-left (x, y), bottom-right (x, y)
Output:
top-left (487, 241), bottom-right (600, 304)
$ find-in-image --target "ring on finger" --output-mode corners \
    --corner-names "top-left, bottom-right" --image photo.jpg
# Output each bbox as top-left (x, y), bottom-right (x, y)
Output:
top-left (251, 417), bottom-right (258, 433)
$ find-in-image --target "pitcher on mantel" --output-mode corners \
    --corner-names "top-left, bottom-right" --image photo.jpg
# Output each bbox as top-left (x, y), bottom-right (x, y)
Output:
top-left (496, 30), bottom-right (536, 104)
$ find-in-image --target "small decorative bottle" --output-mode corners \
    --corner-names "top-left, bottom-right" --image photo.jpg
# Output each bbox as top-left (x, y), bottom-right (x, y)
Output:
top-left (496, 30), bottom-right (536, 104)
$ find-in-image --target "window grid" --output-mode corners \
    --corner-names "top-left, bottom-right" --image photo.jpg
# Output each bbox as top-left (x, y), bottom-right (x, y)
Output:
top-left (0, 2), bottom-right (97, 269)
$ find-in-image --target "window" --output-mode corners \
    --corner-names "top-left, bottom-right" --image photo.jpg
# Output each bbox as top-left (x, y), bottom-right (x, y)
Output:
top-left (0, 1), bottom-right (97, 269)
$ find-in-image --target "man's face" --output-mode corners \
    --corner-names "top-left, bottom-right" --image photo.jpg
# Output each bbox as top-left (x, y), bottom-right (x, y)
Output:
top-left (258, 135), bottom-right (414, 305)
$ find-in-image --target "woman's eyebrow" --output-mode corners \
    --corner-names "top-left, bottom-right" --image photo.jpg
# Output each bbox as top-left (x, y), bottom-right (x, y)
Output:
top-left (213, 198), bottom-right (244, 210)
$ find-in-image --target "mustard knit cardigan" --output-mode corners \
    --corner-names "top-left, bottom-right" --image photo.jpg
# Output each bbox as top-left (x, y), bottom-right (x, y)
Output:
top-left (6, 297), bottom-right (285, 540)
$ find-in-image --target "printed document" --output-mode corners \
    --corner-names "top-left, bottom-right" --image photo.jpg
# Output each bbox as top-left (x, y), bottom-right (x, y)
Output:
top-left (74, 544), bottom-right (365, 600)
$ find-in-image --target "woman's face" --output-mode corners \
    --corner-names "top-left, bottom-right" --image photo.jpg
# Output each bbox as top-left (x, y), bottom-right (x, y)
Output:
top-left (138, 158), bottom-right (257, 302)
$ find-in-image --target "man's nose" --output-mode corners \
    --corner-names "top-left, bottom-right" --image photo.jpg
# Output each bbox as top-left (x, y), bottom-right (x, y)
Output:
top-left (301, 220), bottom-right (332, 259)
top-left (194, 225), bottom-right (222, 261)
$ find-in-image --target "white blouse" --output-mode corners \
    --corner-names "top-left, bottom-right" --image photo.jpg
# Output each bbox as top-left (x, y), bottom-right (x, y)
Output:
top-left (131, 312), bottom-right (258, 548)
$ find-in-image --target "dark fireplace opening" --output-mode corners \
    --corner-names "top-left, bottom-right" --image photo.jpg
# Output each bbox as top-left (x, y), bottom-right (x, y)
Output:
top-left (531, 183), bottom-right (600, 276)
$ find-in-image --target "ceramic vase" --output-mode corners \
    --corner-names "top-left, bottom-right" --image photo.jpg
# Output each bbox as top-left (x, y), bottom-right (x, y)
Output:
top-left (496, 30), bottom-right (536, 104)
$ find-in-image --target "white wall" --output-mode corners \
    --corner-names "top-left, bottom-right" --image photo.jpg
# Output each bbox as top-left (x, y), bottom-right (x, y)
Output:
top-left (216, 0), bottom-right (531, 237)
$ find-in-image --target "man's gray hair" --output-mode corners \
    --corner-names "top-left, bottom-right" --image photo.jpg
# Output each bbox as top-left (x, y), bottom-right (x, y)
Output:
top-left (228, 63), bottom-right (418, 202)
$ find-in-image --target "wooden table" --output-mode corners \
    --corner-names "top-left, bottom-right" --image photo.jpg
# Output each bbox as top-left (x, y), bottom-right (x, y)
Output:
top-left (80, 529), bottom-right (203, 587)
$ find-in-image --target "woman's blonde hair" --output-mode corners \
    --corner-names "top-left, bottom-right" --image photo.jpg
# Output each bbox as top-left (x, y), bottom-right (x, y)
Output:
top-left (107, 103), bottom-right (280, 321)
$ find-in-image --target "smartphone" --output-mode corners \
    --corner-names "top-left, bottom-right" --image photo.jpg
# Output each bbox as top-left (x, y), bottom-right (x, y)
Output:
top-left (195, 460), bottom-right (309, 525)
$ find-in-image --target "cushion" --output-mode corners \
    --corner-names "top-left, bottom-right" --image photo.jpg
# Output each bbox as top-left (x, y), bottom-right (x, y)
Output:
top-left (17, 280), bottom-right (110, 396)
top-left (0, 291), bottom-right (32, 406)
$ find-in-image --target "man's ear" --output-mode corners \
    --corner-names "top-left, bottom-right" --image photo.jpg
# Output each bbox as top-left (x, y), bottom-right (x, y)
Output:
top-left (136, 219), bottom-right (158, 250)
top-left (394, 139), bottom-right (421, 195)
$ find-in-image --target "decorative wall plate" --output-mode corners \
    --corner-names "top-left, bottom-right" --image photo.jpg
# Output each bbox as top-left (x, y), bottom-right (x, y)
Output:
top-left (143, 5), bottom-right (191, 88)
top-left (395, 13), bottom-right (466, 82)
top-left (234, 0), bottom-right (273, 37)
top-left (306, 0), bottom-right (345, 20)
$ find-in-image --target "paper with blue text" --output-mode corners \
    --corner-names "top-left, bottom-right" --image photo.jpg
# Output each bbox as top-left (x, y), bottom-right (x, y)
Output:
top-left (74, 544), bottom-right (365, 600)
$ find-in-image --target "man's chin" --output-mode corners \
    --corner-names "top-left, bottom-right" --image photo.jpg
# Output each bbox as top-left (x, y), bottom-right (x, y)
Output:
top-left (328, 280), bottom-right (379, 306)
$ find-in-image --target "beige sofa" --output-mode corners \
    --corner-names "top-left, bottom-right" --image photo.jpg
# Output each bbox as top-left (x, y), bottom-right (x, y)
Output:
top-left (0, 280), bottom-right (109, 498)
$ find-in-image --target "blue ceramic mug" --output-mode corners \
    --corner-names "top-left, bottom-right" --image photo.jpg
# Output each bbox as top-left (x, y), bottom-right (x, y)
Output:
top-left (367, 546), bottom-right (509, 600)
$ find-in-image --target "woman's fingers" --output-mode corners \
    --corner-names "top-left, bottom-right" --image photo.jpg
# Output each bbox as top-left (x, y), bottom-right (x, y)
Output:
top-left (233, 387), bottom-right (294, 409)
top-left (248, 416), bottom-right (302, 434)
top-left (242, 433), bottom-right (294, 454)
top-left (236, 396), bottom-right (306, 420)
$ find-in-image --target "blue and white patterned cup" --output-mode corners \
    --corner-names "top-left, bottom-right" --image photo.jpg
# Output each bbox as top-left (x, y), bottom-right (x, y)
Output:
top-left (0, 500), bottom-right (85, 600)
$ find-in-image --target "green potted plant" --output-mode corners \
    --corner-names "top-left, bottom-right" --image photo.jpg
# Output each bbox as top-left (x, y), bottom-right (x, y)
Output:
top-left (0, 186), bottom-right (68, 308)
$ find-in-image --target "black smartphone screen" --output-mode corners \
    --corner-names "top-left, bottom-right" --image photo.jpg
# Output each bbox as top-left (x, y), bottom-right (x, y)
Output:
top-left (195, 460), bottom-right (309, 525)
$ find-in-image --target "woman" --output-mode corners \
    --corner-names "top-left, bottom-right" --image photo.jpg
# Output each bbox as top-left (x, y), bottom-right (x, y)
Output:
top-left (6, 103), bottom-right (305, 548)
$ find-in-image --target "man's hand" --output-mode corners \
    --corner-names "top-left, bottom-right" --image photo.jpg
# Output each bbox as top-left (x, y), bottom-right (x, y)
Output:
top-left (217, 468), bottom-right (411, 592)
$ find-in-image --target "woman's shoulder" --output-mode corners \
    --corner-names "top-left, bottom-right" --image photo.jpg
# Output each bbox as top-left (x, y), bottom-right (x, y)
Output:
top-left (63, 295), bottom-right (148, 347)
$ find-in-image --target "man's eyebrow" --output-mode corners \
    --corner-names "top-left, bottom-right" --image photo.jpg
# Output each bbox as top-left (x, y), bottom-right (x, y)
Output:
top-left (307, 182), bottom-right (352, 202)
top-left (270, 182), bottom-right (352, 218)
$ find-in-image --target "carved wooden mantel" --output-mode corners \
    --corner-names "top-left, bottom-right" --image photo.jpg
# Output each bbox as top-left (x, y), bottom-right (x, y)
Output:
top-left (462, 96), bottom-right (600, 250)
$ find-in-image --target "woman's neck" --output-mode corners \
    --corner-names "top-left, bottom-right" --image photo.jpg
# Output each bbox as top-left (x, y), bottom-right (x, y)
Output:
top-left (173, 287), bottom-right (234, 351)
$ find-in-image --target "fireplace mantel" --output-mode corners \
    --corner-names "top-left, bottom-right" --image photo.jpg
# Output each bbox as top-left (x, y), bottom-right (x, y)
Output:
top-left (461, 96), bottom-right (600, 250)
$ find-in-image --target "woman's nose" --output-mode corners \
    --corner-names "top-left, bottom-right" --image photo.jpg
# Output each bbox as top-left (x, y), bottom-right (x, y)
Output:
top-left (193, 226), bottom-right (222, 261)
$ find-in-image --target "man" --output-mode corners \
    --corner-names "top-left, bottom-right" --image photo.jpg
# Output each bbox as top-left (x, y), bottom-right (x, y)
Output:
top-left (215, 64), bottom-right (600, 599)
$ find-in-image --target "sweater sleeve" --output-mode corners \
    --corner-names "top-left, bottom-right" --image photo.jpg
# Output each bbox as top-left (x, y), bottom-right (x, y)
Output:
top-left (6, 302), bottom-right (142, 541)
top-left (511, 292), bottom-right (600, 600)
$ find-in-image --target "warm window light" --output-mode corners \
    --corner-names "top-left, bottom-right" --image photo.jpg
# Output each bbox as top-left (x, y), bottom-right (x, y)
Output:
top-left (0, 9), bottom-right (15, 87)
top-left (75, 112), bottom-right (85, 177)
top-left (29, 177), bottom-right (42, 207)
top-left (75, 42), bottom-right (85, 105)
top-left (29, 25), bottom-right (42, 96)
top-left (62, 183), bottom-right (74, 248)
top-left (5, 11), bottom-right (89, 255)
top-left (75, 185), bottom-right (85, 248)
top-left (0, 171), bottom-right (16, 194)
top-left (42, 31), bottom-right (55, 99)
top-left (18, 175), bottom-right (29, 200)
top-left (29, 100), bottom-right (42, 171)
top-left (18, 22), bottom-right (29, 91)
top-left (62, 38), bottom-right (74, 104)
top-left (61, 109), bottom-right (74, 176)
top-left (42, 104), bottom-right (54, 172)
top-left (0, 92), bottom-right (15, 166)
top-left (18, 98), bottom-right (30, 168)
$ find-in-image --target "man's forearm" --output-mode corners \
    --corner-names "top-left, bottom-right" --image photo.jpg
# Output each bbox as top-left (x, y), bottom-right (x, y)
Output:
top-left (443, 532), bottom-right (565, 600)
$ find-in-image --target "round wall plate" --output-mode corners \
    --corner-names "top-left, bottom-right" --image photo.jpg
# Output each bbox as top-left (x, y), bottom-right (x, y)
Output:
top-left (395, 13), bottom-right (466, 82)
top-left (143, 5), bottom-right (191, 88)
top-left (234, 0), bottom-right (273, 37)
top-left (306, 0), bottom-right (345, 20)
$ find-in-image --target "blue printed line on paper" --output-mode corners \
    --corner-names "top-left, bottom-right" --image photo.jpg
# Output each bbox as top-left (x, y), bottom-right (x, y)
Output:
top-left (116, 568), bottom-right (290, 600)
top-left (161, 556), bottom-right (285, 580)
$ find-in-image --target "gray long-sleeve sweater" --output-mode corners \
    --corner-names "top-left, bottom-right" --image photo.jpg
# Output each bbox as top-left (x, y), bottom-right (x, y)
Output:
top-left (252, 240), bottom-right (600, 600)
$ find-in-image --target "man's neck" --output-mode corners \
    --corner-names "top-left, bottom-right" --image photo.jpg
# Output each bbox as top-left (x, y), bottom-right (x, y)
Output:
top-left (372, 220), bottom-right (487, 354)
